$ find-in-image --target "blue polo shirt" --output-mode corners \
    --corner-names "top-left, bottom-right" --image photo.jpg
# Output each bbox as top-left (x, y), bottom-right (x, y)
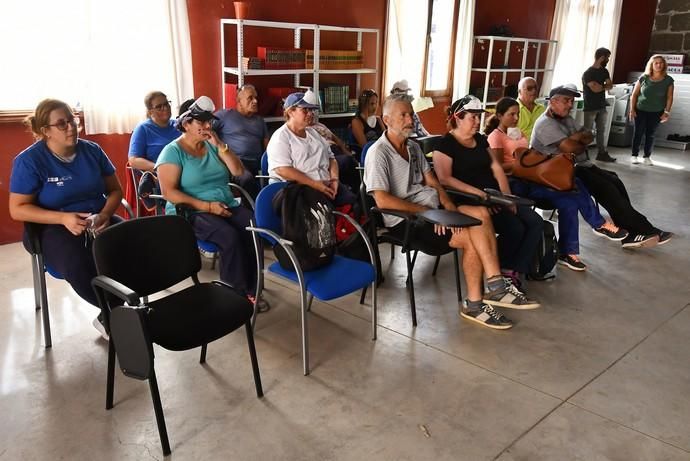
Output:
top-left (10, 139), bottom-right (116, 213)
top-left (128, 118), bottom-right (179, 163)
top-left (213, 109), bottom-right (268, 163)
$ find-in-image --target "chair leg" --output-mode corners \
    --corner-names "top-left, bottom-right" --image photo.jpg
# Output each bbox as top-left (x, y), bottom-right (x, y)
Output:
top-left (106, 340), bottom-right (116, 410)
top-left (431, 255), bottom-right (441, 276)
top-left (390, 244), bottom-right (395, 260)
top-left (300, 289), bottom-right (310, 376)
top-left (245, 322), bottom-right (263, 398)
top-left (406, 251), bottom-right (417, 327)
top-left (33, 255), bottom-right (52, 348)
top-left (453, 250), bottom-right (462, 303)
top-left (405, 250), bottom-right (419, 287)
top-left (306, 293), bottom-right (314, 312)
top-left (210, 252), bottom-right (217, 270)
top-left (371, 280), bottom-right (377, 340)
top-left (199, 344), bottom-right (207, 364)
top-left (359, 286), bottom-right (367, 305)
top-left (148, 370), bottom-right (171, 456)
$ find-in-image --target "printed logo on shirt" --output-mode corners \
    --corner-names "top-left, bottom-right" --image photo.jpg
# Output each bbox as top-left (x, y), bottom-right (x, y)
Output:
top-left (47, 175), bottom-right (73, 187)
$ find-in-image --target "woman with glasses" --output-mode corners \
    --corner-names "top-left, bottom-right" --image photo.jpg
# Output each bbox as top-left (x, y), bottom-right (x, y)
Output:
top-left (267, 90), bottom-right (357, 206)
top-left (9, 98), bottom-right (123, 335)
top-left (351, 89), bottom-right (385, 149)
top-left (128, 91), bottom-right (178, 214)
top-left (156, 96), bottom-right (265, 309)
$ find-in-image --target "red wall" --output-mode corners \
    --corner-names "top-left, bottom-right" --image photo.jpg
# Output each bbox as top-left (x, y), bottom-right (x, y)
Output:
top-left (613, 0), bottom-right (658, 82)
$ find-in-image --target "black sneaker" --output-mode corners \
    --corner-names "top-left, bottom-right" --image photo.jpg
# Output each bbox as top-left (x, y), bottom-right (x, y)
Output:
top-left (593, 225), bottom-right (628, 241)
top-left (558, 254), bottom-right (587, 271)
top-left (483, 279), bottom-right (540, 310)
top-left (657, 231), bottom-right (674, 246)
top-left (595, 152), bottom-right (617, 162)
top-left (460, 303), bottom-right (513, 330)
top-left (621, 233), bottom-right (659, 249)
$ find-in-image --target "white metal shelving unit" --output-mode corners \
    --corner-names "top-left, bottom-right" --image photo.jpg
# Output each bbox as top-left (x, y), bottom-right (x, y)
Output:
top-left (472, 35), bottom-right (558, 108)
top-left (220, 19), bottom-right (379, 122)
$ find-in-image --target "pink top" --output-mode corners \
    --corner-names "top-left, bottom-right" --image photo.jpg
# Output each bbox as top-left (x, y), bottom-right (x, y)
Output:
top-left (486, 129), bottom-right (528, 165)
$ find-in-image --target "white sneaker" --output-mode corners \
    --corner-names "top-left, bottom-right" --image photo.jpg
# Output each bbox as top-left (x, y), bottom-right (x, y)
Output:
top-left (92, 316), bottom-right (109, 341)
top-left (643, 157), bottom-right (653, 166)
top-left (631, 156), bottom-right (640, 164)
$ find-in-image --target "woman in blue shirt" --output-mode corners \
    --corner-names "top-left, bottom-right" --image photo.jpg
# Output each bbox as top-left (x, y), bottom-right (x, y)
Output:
top-left (9, 99), bottom-right (123, 334)
top-left (156, 96), bottom-right (264, 308)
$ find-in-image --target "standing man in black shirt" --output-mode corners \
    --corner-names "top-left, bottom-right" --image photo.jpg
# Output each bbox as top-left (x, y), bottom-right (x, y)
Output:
top-left (582, 47), bottom-right (616, 162)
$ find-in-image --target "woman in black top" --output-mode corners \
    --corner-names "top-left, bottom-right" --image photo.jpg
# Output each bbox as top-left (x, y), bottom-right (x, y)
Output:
top-left (351, 89), bottom-right (385, 149)
top-left (432, 95), bottom-right (543, 285)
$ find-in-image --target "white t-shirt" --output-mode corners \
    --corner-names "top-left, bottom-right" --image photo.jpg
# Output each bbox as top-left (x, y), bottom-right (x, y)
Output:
top-left (267, 124), bottom-right (334, 181)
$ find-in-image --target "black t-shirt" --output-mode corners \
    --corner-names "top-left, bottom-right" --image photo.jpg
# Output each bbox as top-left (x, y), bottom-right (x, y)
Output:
top-left (582, 66), bottom-right (610, 111)
top-left (435, 133), bottom-right (499, 191)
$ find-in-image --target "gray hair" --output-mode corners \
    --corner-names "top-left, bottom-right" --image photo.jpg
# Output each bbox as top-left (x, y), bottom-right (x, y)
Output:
top-left (518, 77), bottom-right (537, 91)
top-left (238, 84), bottom-right (257, 95)
top-left (382, 93), bottom-right (412, 116)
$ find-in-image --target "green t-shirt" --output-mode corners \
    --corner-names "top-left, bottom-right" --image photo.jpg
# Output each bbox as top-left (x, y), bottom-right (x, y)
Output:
top-left (636, 74), bottom-right (674, 113)
top-left (156, 140), bottom-right (240, 215)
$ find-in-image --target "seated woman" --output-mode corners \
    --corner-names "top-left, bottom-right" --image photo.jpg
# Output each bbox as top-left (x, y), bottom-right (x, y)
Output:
top-left (432, 95), bottom-right (543, 285)
top-left (9, 98), bottom-right (124, 337)
top-left (485, 96), bottom-right (623, 272)
top-left (156, 96), bottom-right (264, 308)
top-left (128, 91), bottom-right (179, 214)
top-left (267, 90), bottom-right (357, 207)
top-left (306, 104), bottom-right (361, 193)
top-left (351, 89), bottom-right (385, 149)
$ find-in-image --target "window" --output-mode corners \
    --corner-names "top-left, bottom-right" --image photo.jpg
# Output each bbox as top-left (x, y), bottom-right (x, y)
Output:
top-left (421, 0), bottom-right (458, 97)
top-left (0, 0), bottom-right (193, 134)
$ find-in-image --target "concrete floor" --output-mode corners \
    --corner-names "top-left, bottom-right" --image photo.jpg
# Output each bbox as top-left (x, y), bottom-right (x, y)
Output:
top-left (1, 146), bottom-right (689, 460)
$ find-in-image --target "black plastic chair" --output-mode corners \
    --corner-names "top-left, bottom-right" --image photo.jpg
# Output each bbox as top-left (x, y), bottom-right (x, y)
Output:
top-left (359, 183), bottom-right (481, 327)
top-left (90, 215), bottom-right (263, 456)
top-left (25, 198), bottom-right (135, 348)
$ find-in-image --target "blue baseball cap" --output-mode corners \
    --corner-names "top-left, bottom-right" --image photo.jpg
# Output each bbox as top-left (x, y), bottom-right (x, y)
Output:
top-left (284, 90), bottom-right (320, 110)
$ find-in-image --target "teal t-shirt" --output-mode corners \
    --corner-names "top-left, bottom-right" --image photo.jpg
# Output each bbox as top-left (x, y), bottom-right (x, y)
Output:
top-left (636, 74), bottom-right (674, 113)
top-left (155, 140), bottom-right (240, 215)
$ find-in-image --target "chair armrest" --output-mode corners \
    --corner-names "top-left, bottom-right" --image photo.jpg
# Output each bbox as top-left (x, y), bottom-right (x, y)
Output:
top-left (483, 188), bottom-right (535, 207)
top-left (332, 211), bottom-right (378, 269)
top-left (109, 305), bottom-right (154, 380)
top-left (91, 275), bottom-right (140, 306)
top-left (211, 280), bottom-right (250, 299)
top-left (120, 198), bottom-right (135, 220)
top-left (370, 207), bottom-right (416, 221)
top-left (445, 189), bottom-right (487, 206)
top-left (229, 182), bottom-right (255, 210)
top-left (245, 226), bottom-right (294, 247)
top-left (246, 226), bottom-right (306, 289)
top-left (416, 209), bottom-right (482, 228)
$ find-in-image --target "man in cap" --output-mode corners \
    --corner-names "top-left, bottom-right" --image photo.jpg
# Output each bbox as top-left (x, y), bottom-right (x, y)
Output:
top-left (267, 90), bottom-right (357, 205)
top-left (364, 93), bottom-right (541, 331)
top-left (531, 84), bottom-right (671, 248)
top-left (390, 79), bottom-right (430, 138)
top-left (582, 47), bottom-right (616, 162)
top-left (213, 84), bottom-right (268, 197)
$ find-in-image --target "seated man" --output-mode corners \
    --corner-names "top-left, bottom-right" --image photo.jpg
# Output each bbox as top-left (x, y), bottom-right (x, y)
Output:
top-left (531, 84), bottom-right (672, 248)
top-left (267, 90), bottom-right (357, 206)
top-left (213, 84), bottom-right (268, 197)
top-left (390, 79), bottom-right (430, 137)
top-left (516, 77), bottom-right (545, 140)
top-left (364, 93), bottom-right (540, 330)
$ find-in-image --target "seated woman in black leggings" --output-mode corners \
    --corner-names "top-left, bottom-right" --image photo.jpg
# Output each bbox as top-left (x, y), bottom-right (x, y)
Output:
top-left (9, 98), bottom-right (124, 337)
top-left (432, 95), bottom-right (543, 287)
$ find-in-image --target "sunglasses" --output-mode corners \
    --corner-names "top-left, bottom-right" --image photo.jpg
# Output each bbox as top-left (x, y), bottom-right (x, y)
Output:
top-left (524, 85), bottom-right (537, 91)
top-left (46, 116), bottom-right (80, 131)
top-left (152, 101), bottom-right (172, 111)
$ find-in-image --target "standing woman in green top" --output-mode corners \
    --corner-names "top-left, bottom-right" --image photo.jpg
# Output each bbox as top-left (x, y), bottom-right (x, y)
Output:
top-left (629, 55), bottom-right (674, 165)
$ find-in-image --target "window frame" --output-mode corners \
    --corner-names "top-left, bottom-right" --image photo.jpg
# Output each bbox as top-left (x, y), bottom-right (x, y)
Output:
top-left (420, 0), bottom-right (460, 98)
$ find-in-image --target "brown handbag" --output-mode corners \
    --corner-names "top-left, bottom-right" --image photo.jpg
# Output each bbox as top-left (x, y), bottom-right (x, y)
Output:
top-left (511, 147), bottom-right (575, 191)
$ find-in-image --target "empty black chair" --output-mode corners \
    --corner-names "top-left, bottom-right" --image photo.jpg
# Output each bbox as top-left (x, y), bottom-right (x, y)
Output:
top-left (91, 215), bottom-right (262, 456)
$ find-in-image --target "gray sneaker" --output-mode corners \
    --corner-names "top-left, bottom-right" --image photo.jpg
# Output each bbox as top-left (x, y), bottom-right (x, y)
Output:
top-left (460, 303), bottom-right (513, 330)
top-left (483, 280), bottom-right (540, 310)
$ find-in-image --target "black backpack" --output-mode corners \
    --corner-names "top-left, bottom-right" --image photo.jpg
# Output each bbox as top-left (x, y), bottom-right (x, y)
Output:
top-left (527, 220), bottom-right (558, 281)
top-left (272, 183), bottom-right (337, 271)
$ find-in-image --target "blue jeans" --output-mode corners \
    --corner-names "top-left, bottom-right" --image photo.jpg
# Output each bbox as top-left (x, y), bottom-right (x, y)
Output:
top-left (511, 178), bottom-right (605, 255)
top-left (631, 110), bottom-right (662, 157)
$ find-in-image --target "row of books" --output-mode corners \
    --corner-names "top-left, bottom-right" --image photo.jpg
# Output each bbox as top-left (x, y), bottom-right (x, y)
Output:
top-left (250, 47), bottom-right (365, 70)
top-left (257, 47), bottom-right (306, 69)
top-left (242, 57), bottom-right (264, 70)
top-left (306, 50), bottom-right (363, 70)
top-left (322, 84), bottom-right (349, 114)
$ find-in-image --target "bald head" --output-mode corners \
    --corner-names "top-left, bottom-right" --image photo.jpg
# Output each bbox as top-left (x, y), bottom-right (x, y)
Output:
top-left (518, 77), bottom-right (538, 104)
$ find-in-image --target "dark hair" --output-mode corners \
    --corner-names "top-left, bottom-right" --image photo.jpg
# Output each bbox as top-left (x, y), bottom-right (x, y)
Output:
top-left (595, 47), bottom-right (611, 60)
top-left (174, 98), bottom-right (196, 132)
top-left (484, 97), bottom-right (519, 136)
top-left (357, 89), bottom-right (378, 115)
top-left (24, 99), bottom-right (72, 140)
top-left (445, 101), bottom-right (471, 130)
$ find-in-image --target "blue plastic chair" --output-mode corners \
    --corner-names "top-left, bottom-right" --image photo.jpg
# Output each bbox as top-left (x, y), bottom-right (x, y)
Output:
top-left (26, 198), bottom-right (135, 347)
top-left (247, 181), bottom-right (378, 375)
top-left (360, 140), bottom-right (376, 165)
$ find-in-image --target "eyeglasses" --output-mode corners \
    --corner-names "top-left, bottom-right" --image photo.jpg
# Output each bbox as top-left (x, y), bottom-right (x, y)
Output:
top-left (524, 85), bottom-right (537, 91)
top-left (152, 101), bottom-right (172, 111)
top-left (297, 107), bottom-right (316, 114)
top-left (46, 116), bottom-right (80, 131)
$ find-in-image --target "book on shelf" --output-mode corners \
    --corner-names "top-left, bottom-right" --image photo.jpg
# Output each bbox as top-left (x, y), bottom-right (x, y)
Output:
top-left (306, 50), bottom-right (363, 70)
top-left (257, 47), bottom-right (306, 69)
top-left (322, 84), bottom-right (349, 113)
top-left (242, 57), bottom-right (265, 70)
